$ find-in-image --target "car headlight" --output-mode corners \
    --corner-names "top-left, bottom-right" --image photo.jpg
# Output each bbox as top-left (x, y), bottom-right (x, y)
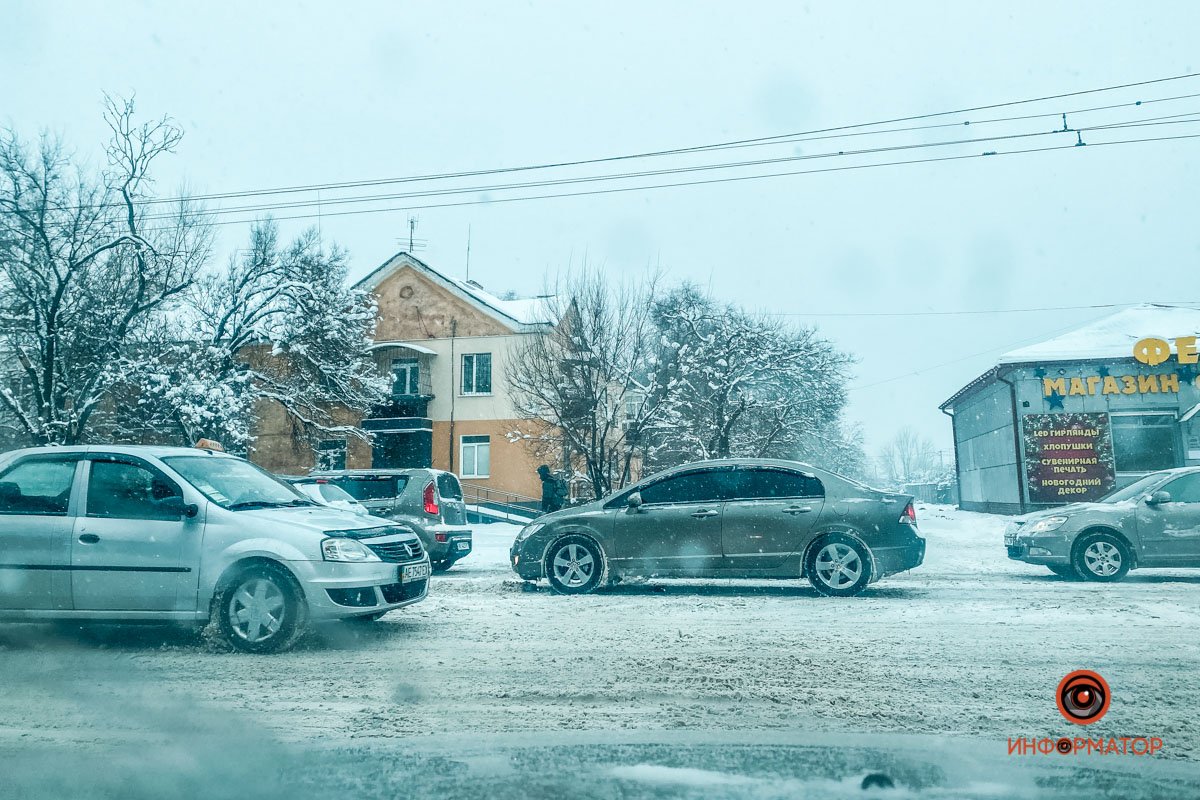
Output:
top-left (321, 537), bottom-right (382, 562)
top-left (516, 522), bottom-right (545, 543)
top-left (1027, 516), bottom-right (1070, 534)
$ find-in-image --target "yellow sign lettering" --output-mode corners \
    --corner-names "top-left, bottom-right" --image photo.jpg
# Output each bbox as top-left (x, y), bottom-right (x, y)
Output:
top-left (1133, 337), bottom-right (1172, 366)
top-left (1177, 336), bottom-right (1199, 364)
top-left (1043, 377), bottom-right (1066, 396)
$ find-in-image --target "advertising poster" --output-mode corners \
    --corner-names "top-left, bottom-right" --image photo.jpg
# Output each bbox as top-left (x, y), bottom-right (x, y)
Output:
top-left (1022, 413), bottom-right (1116, 503)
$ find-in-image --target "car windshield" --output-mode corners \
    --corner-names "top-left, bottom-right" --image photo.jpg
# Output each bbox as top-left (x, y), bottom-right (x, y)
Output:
top-left (1099, 473), bottom-right (1169, 504)
top-left (162, 455), bottom-right (310, 510)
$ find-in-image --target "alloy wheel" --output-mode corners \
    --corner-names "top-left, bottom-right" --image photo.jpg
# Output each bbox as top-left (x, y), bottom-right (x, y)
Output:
top-left (813, 542), bottom-right (863, 590)
top-left (551, 543), bottom-right (596, 588)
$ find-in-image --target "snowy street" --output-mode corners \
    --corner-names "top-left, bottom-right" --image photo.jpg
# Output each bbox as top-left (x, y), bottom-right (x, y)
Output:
top-left (2, 506), bottom-right (1198, 797)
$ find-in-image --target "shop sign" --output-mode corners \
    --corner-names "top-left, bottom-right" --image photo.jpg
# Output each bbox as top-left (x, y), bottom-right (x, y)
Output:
top-left (1022, 413), bottom-right (1116, 502)
top-left (1042, 373), bottom-right (1180, 397)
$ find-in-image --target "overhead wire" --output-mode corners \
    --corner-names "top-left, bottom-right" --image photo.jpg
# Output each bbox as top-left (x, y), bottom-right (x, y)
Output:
top-left (142, 129), bottom-right (1200, 231)
top-left (72, 72), bottom-right (1200, 210)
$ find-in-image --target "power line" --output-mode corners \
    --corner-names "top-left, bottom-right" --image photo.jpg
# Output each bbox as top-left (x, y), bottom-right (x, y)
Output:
top-left (144, 111), bottom-right (1200, 222)
top-left (768, 301), bottom-right (1200, 318)
top-left (79, 71), bottom-right (1200, 211)
top-left (848, 308), bottom-right (1128, 391)
top-left (144, 130), bottom-right (1200, 232)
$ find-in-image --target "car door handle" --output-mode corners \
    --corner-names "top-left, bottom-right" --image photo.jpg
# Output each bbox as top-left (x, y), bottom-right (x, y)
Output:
top-left (783, 506), bottom-right (813, 515)
top-left (691, 510), bottom-right (719, 519)
top-left (78, 533), bottom-right (100, 544)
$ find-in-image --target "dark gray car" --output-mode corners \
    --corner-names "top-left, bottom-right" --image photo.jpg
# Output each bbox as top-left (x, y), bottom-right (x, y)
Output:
top-left (1006, 467), bottom-right (1200, 581)
top-left (310, 468), bottom-right (473, 571)
top-left (509, 459), bottom-right (925, 596)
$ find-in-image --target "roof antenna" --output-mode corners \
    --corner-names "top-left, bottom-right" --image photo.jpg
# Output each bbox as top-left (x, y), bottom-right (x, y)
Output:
top-left (407, 215), bottom-right (418, 252)
top-left (466, 225), bottom-right (472, 282)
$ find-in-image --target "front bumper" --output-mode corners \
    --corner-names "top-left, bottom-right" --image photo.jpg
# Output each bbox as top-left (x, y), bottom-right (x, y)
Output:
top-left (510, 539), bottom-right (543, 581)
top-left (290, 558), bottom-right (430, 619)
top-left (1005, 538), bottom-right (1072, 565)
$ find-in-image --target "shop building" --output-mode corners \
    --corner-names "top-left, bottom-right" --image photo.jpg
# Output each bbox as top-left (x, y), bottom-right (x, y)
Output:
top-left (940, 304), bottom-right (1200, 514)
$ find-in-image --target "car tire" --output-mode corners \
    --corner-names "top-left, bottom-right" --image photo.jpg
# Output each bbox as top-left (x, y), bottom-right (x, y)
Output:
top-left (1047, 564), bottom-right (1082, 580)
top-left (806, 533), bottom-right (872, 597)
top-left (212, 563), bottom-right (307, 653)
top-left (1072, 533), bottom-right (1131, 582)
top-left (545, 534), bottom-right (606, 595)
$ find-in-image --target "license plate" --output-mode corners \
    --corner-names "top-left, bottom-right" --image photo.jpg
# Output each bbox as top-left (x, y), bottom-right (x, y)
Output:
top-left (402, 562), bottom-right (431, 581)
top-left (455, 541), bottom-right (471, 551)
top-left (1004, 533), bottom-right (1016, 546)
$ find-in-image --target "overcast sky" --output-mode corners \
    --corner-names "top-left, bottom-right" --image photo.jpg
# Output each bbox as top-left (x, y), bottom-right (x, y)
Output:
top-left (3, 1), bottom-right (1199, 456)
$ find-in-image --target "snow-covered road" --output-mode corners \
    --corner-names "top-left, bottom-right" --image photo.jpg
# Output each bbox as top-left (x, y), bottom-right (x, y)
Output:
top-left (2, 505), bottom-right (1198, 797)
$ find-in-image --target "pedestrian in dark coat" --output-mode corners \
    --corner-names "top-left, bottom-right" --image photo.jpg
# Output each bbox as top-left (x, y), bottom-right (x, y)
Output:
top-left (537, 464), bottom-right (567, 513)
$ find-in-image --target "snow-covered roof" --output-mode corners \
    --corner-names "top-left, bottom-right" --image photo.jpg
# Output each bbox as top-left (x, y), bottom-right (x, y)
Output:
top-left (445, 276), bottom-right (556, 326)
top-left (355, 251), bottom-right (558, 330)
top-left (998, 303), bottom-right (1200, 364)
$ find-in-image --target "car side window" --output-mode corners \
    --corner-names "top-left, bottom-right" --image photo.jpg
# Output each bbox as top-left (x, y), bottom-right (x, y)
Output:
top-left (0, 458), bottom-right (77, 516)
top-left (1163, 473), bottom-right (1200, 503)
top-left (638, 470), bottom-right (734, 505)
top-left (86, 460), bottom-right (183, 521)
top-left (733, 469), bottom-right (824, 500)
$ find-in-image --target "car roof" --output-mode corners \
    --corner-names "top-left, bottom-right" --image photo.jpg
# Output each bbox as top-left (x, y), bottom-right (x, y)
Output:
top-left (639, 458), bottom-right (882, 493)
top-left (309, 468), bottom-right (447, 478)
top-left (2, 444), bottom-right (235, 459)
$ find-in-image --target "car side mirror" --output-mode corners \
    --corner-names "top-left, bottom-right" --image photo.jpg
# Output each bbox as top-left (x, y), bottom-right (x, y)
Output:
top-left (1147, 490), bottom-right (1171, 506)
top-left (626, 492), bottom-right (643, 511)
top-left (162, 496), bottom-right (199, 518)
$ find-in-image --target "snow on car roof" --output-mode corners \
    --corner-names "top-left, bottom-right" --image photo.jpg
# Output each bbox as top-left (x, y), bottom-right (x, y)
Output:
top-left (998, 303), bottom-right (1200, 364)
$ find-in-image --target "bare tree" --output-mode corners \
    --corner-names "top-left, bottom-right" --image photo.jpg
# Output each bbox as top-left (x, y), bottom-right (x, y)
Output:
top-left (0, 95), bottom-right (211, 445)
top-left (877, 426), bottom-right (949, 485)
top-left (507, 269), bottom-right (665, 499)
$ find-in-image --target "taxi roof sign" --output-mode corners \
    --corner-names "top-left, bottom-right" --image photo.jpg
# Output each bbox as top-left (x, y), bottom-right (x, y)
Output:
top-left (194, 438), bottom-right (225, 452)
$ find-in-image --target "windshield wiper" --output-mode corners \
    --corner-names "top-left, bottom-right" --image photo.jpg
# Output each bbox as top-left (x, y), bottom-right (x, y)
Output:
top-left (227, 499), bottom-right (316, 511)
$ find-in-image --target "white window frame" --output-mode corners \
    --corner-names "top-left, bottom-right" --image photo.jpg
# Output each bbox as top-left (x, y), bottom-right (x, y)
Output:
top-left (459, 435), bottom-right (491, 479)
top-left (461, 353), bottom-right (493, 396)
top-left (391, 358), bottom-right (421, 396)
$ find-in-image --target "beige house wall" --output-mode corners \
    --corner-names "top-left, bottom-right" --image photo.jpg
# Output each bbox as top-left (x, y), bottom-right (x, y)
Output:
top-left (249, 258), bottom-right (554, 492)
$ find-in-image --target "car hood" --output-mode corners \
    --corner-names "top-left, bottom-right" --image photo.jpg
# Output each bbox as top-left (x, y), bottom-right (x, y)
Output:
top-left (235, 505), bottom-right (403, 535)
top-left (1012, 501), bottom-right (1131, 526)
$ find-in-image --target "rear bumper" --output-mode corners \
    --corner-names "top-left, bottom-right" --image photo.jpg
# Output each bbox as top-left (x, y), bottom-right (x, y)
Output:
top-left (871, 536), bottom-right (926, 579)
top-left (423, 526), bottom-right (473, 564)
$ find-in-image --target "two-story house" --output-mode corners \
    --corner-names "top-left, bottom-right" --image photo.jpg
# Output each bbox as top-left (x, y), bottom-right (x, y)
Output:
top-left (251, 251), bottom-right (558, 500)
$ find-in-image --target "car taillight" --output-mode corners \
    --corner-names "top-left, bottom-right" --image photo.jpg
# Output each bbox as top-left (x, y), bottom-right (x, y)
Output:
top-left (900, 502), bottom-right (917, 524)
top-left (423, 481), bottom-right (439, 516)
top-left (435, 533), bottom-right (448, 543)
